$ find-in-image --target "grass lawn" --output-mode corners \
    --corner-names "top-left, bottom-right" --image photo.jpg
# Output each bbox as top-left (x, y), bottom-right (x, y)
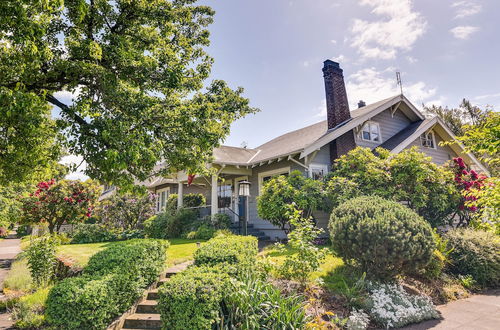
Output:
top-left (262, 244), bottom-right (361, 294)
top-left (57, 238), bottom-right (205, 267)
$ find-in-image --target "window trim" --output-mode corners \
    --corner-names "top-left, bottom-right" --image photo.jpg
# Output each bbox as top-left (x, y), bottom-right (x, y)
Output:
top-left (360, 121), bottom-right (382, 143)
top-left (155, 187), bottom-right (170, 213)
top-left (420, 130), bottom-right (436, 149)
top-left (308, 163), bottom-right (329, 180)
top-left (258, 166), bottom-right (290, 194)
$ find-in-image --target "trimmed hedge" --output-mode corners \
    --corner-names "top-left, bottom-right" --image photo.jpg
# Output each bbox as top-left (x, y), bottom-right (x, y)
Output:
top-left (193, 235), bottom-right (258, 273)
top-left (158, 266), bottom-right (230, 330)
top-left (46, 239), bottom-right (169, 329)
top-left (70, 223), bottom-right (117, 244)
top-left (144, 209), bottom-right (198, 239)
top-left (329, 196), bottom-right (435, 279)
top-left (445, 228), bottom-right (500, 287)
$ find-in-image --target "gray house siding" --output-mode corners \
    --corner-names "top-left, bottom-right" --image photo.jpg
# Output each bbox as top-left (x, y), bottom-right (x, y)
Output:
top-left (355, 108), bottom-right (412, 149)
top-left (407, 132), bottom-right (458, 165)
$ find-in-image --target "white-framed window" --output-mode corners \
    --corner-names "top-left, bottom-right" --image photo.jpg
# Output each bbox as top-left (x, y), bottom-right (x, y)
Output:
top-left (155, 187), bottom-right (170, 213)
top-left (360, 121), bottom-right (381, 142)
top-left (258, 167), bottom-right (290, 194)
top-left (420, 131), bottom-right (436, 149)
top-left (309, 163), bottom-right (329, 180)
top-left (218, 182), bottom-right (232, 208)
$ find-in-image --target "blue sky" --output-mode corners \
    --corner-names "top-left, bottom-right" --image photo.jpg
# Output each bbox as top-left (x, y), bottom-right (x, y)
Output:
top-left (64, 0), bottom-right (500, 179)
top-left (201, 0), bottom-right (500, 148)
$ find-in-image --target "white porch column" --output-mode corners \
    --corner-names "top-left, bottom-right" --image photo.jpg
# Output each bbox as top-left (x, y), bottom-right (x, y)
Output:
top-left (211, 174), bottom-right (218, 216)
top-left (177, 182), bottom-right (183, 209)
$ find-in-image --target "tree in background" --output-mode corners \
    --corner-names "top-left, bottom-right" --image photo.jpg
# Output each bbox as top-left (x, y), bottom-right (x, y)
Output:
top-left (20, 179), bottom-right (101, 233)
top-left (95, 192), bottom-right (156, 230)
top-left (0, 0), bottom-right (257, 188)
top-left (257, 171), bottom-right (323, 234)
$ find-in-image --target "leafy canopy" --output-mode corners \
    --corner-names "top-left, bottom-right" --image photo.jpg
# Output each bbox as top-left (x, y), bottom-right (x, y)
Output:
top-left (0, 0), bottom-right (257, 187)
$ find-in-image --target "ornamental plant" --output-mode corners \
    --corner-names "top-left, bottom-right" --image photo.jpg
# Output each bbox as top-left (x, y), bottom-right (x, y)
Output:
top-left (95, 192), bottom-right (156, 230)
top-left (20, 179), bottom-right (100, 233)
top-left (25, 235), bottom-right (58, 287)
top-left (329, 196), bottom-right (435, 280)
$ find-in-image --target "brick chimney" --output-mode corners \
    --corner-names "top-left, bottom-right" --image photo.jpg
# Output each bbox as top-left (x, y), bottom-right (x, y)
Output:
top-left (322, 60), bottom-right (356, 161)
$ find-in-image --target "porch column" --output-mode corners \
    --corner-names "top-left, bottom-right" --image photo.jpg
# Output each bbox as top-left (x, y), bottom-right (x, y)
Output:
top-left (234, 180), bottom-right (240, 223)
top-left (177, 182), bottom-right (183, 209)
top-left (211, 174), bottom-right (218, 216)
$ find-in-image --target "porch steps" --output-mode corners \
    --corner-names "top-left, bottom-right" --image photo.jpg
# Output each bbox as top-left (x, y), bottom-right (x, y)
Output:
top-left (120, 261), bottom-right (191, 330)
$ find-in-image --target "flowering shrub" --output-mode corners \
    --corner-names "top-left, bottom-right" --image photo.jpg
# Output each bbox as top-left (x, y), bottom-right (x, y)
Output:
top-left (95, 192), bottom-right (156, 230)
top-left (365, 283), bottom-right (438, 328)
top-left (346, 309), bottom-right (370, 330)
top-left (20, 180), bottom-right (100, 233)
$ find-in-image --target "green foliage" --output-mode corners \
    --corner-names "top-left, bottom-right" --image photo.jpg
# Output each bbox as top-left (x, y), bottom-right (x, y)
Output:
top-left (466, 177), bottom-right (500, 234)
top-left (158, 266), bottom-right (231, 330)
top-left (444, 228), bottom-right (500, 287)
top-left (421, 231), bottom-right (452, 280)
top-left (144, 208), bottom-right (198, 239)
top-left (186, 223), bottom-right (216, 240)
top-left (225, 273), bottom-right (308, 328)
top-left (327, 147), bottom-right (461, 227)
top-left (46, 239), bottom-right (168, 329)
top-left (275, 205), bottom-right (326, 283)
top-left (193, 235), bottom-right (258, 275)
top-left (167, 193), bottom-right (207, 211)
top-left (257, 170), bottom-right (323, 233)
top-left (20, 179), bottom-right (101, 233)
top-left (2, 258), bottom-right (32, 292)
top-left (329, 196), bottom-right (435, 280)
top-left (209, 213), bottom-right (231, 229)
top-left (95, 192), bottom-right (156, 230)
top-left (11, 287), bottom-right (50, 329)
top-left (25, 236), bottom-right (58, 287)
top-left (70, 223), bottom-right (117, 244)
top-left (0, 0), bottom-right (257, 187)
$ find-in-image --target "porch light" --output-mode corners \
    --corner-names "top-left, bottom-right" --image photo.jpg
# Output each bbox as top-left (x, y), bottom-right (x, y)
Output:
top-left (238, 180), bottom-right (251, 197)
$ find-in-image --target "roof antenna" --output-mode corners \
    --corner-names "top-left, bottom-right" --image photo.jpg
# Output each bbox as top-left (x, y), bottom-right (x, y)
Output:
top-left (396, 71), bottom-right (403, 96)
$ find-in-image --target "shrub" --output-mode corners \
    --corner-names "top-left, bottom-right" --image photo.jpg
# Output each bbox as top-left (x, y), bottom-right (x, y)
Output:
top-left (186, 223), bottom-right (216, 240)
top-left (421, 231), bottom-right (452, 280)
top-left (46, 239), bottom-right (169, 329)
top-left (210, 213), bottom-right (231, 229)
top-left (144, 209), bottom-right (198, 239)
top-left (275, 205), bottom-right (326, 283)
top-left (2, 259), bottom-right (32, 291)
top-left (158, 266), bottom-right (231, 330)
top-left (193, 235), bottom-right (258, 274)
top-left (0, 226), bottom-right (7, 238)
top-left (70, 223), bottom-right (117, 244)
top-left (225, 273), bottom-right (308, 328)
top-left (166, 193), bottom-right (206, 211)
top-left (25, 236), bottom-right (58, 287)
top-left (329, 196), bottom-right (435, 279)
top-left (365, 283), bottom-right (438, 328)
top-left (444, 228), bottom-right (500, 287)
top-left (11, 287), bottom-right (50, 329)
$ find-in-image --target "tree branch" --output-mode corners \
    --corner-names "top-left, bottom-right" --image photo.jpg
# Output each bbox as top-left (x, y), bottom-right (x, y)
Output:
top-left (46, 95), bottom-right (90, 129)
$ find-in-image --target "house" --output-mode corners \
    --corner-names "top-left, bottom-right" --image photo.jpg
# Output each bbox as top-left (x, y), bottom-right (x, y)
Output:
top-left (144, 60), bottom-right (488, 239)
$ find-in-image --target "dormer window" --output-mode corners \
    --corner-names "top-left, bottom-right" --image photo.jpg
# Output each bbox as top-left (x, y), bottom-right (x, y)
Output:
top-left (420, 131), bottom-right (436, 149)
top-left (360, 121), bottom-right (381, 142)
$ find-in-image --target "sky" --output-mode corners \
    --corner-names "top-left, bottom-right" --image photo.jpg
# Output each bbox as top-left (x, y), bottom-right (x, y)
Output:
top-left (64, 0), bottom-right (500, 180)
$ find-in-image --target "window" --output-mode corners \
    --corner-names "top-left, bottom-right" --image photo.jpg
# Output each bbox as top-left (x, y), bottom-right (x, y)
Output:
top-left (218, 183), bottom-right (232, 208)
top-left (309, 164), bottom-right (328, 180)
top-left (258, 167), bottom-right (290, 194)
top-left (420, 131), bottom-right (435, 149)
top-left (360, 121), bottom-right (381, 142)
top-left (156, 188), bottom-right (170, 213)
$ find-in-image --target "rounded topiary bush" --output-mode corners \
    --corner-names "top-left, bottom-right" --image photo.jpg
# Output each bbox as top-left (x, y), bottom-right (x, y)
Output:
top-left (329, 196), bottom-right (435, 279)
top-left (444, 228), bottom-right (500, 287)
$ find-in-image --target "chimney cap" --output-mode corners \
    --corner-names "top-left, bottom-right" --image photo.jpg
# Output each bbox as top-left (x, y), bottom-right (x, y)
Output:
top-left (323, 59), bottom-right (340, 68)
top-left (358, 100), bottom-right (366, 108)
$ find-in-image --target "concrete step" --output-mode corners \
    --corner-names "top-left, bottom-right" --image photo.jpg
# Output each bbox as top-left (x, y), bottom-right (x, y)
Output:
top-left (122, 313), bottom-right (161, 329)
top-left (136, 300), bottom-right (159, 314)
top-left (147, 289), bottom-right (159, 300)
top-left (155, 278), bottom-right (170, 288)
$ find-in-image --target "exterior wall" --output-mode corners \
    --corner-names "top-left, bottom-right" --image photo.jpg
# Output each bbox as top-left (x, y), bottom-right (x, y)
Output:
top-left (407, 132), bottom-right (458, 165)
top-left (355, 108), bottom-right (411, 149)
top-left (312, 144), bottom-right (331, 168)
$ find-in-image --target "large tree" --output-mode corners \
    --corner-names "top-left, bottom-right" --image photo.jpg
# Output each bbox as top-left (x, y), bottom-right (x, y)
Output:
top-left (0, 0), bottom-right (257, 187)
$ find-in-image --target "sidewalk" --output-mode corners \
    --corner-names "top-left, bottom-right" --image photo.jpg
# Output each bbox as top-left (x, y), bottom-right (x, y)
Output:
top-left (402, 289), bottom-right (500, 329)
top-left (0, 233), bottom-right (21, 330)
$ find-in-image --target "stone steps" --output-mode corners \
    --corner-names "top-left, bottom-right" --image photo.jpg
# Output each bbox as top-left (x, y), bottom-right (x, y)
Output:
top-left (118, 261), bottom-right (191, 330)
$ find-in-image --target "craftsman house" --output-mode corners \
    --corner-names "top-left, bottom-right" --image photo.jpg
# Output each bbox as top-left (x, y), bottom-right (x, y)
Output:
top-left (143, 60), bottom-right (487, 239)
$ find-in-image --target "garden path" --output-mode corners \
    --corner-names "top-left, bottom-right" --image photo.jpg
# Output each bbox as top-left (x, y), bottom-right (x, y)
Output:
top-left (402, 289), bottom-right (500, 330)
top-left (0, 232), bottom-right (21, 330)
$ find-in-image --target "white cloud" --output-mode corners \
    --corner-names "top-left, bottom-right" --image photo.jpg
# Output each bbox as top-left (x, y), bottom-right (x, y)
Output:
top-left (350, 0), bottom-right (427, 60)
top-left (450, 25), bottom-right (479, 39)
top-left (345, 67), bottom-right (436, 108)
top-left (302, 60), bottom-right (310, 67)
top-left (330, 39), bottom-right (337, 45)
top-left (424, 96), bottom-right (447, 107)
top-left (60, 155), bottom-right (89, 181)
top-left (330, 54), bottom-right (346, 63)
top-left (474, 92), bottom-right (500, 100)
top-left (406, 56), bottom-right (418, 64)
top-left (452, 1), bottom-right (482, 19)
top-left (314, 99), bottom-right (327, 118)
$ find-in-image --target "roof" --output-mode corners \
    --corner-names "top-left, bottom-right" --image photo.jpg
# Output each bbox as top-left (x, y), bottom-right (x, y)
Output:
top-left (212, 145), bottom-right (259, 165)
top-left (377, 119), bottom-right (429, 151)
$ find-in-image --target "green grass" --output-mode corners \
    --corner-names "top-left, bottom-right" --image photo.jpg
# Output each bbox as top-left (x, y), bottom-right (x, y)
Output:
top-left (2, 258), bottom-right (32, 292)
top-left (262, 244), bottom-right (363, 294)
top-left (57, 238), bottom-right (206, 267)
